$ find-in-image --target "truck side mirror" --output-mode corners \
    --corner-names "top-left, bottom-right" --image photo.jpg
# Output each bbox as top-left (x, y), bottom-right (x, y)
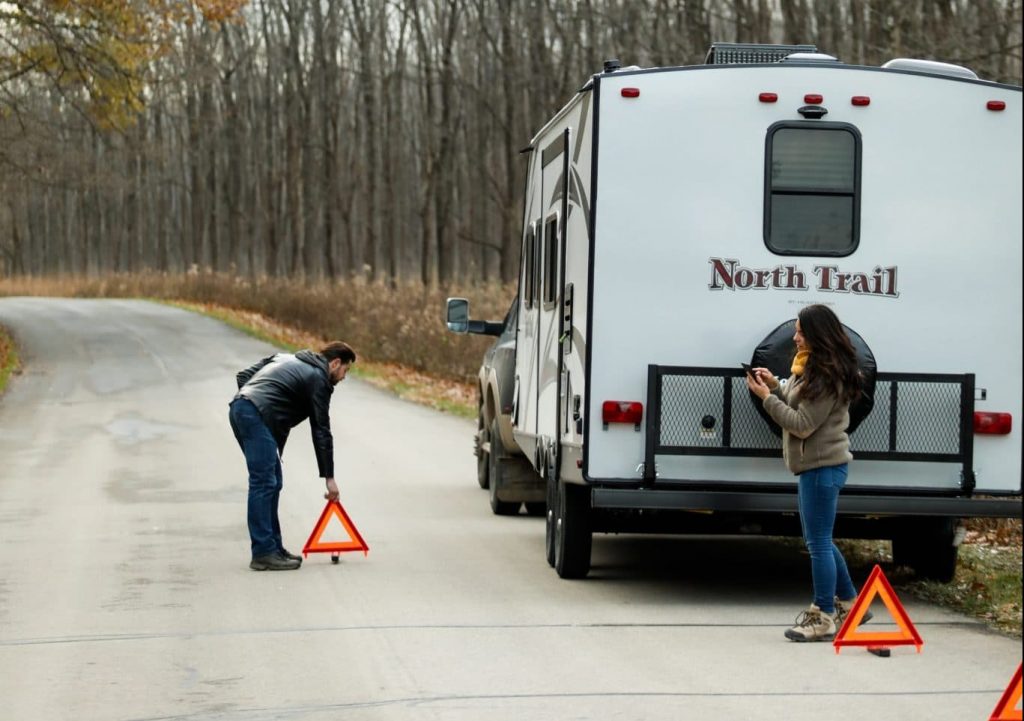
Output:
top-left (446, 297), bottom-right (470, 334)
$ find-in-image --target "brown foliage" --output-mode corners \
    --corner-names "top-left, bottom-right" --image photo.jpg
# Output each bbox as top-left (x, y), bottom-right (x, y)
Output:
top-left (0, 273), bottom-right (515, 383)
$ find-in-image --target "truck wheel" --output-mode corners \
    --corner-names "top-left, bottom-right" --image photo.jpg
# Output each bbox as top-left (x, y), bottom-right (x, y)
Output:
top-left (554, 480), bottom-right (592, 579)
top-left (892, 518), bottom-right (959, 583)
top-left (524, 502), bottom-right (546, 517)
top-left (544, 474), bottom-right (557, 567)
top-left (488, 418), bottom-right (520, 516)
top-left (476, 407), bottom-right (489, 489)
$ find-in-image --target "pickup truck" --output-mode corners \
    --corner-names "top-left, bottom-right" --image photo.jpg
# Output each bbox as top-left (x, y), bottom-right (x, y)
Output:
top-left (457, 297), bottom-right (545, 516)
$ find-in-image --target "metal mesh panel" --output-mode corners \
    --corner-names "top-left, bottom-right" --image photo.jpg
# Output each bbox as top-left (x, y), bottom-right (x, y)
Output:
top-left (659, 375), bottom-right (725, 448)
top-left (894, 381), bottom-right (962, 454)
top-left (850, 380), bottom-right (963, 455)
top-left (657, 374), bottom-right (777, 450)
top-left (705, 43), bottom-right (818, 65)
top-left (728, 378), bottom-right (780, 449)
top-left (849, 381), bottom-right (891, 452)
top-left (649, 366), bottom-right (972, 462)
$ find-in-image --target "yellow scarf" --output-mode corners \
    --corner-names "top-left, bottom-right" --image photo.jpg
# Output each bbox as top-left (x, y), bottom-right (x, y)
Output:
top-left (791, 350), bottom-right (810, 376)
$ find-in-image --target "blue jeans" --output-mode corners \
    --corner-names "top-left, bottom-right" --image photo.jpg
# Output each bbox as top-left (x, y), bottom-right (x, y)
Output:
top-left (229, 398), bottom-right (284, 558)
top-left (798, 463), bottom-right (857, 613)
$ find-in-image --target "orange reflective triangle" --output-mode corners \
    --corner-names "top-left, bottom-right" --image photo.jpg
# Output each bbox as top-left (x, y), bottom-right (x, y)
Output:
top-left (989, 663), bottom-right (1023, 721)
top-left (302, 499), bottom-right (369, 557)
top-left (834, 564), bottom-right (923, 653)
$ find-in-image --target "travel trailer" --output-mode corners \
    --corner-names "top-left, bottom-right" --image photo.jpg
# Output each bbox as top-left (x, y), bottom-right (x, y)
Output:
top-left (447, 43), bottom-right (1022, 580)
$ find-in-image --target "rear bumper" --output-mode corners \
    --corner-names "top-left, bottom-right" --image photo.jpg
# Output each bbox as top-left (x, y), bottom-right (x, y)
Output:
top-left (591, 487), bottom-right (1022, 519)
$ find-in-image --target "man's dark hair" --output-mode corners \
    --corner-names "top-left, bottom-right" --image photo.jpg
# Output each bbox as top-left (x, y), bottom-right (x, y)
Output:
top-left (320, 341), bottom-right (356, 365)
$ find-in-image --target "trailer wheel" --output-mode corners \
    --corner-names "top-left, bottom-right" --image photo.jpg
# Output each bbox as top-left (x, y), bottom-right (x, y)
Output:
top-left (554, 481), bottom-right (592, 579)
top-left (524, 502), bottom-right (546, 517)
top-left (488, 418), bottom-right (520, 516)
top-left (545, 475), bottom-right (557, 567)
top-left (892, 518), bottom-right (959, 583)
top-left (476, 405), bottom-right (489, 489)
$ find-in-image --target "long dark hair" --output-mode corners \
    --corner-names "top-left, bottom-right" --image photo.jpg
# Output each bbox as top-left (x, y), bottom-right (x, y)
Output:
top-left (797, 305), bottom-right (862, 404)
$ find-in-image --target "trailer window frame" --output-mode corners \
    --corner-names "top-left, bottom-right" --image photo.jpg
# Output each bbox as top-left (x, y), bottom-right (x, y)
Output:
top-left (763, 121), bottom-right (861, 257)
top-left (522, 224), bottom-right (536, 309)
top-left (542, 214), bottom-right (559, 309)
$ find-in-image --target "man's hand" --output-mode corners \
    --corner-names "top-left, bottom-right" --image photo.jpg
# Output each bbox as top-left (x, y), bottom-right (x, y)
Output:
top-left (324, 477), bottom-right (339, 501)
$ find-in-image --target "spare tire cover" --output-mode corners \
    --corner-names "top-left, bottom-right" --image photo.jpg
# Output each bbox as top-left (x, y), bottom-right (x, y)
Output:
top-left (749, 319), bottom-right (877, 437)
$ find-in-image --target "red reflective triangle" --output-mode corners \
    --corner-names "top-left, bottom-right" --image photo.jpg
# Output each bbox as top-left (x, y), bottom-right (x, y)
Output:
top-left (834, 564), bottom-right (923, 653)
top-left (302, 499), bottom-right (369, 557)
top-left (990, 663), bottom-right (1023, 721)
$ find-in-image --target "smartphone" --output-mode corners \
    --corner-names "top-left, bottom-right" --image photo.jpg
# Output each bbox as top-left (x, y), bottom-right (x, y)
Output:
top-left (741, 362), bottom-right (755, 378)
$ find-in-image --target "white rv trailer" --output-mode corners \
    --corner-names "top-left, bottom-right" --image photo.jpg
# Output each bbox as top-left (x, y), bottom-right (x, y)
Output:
top-left (449, 43), bottom-right (1022, 580)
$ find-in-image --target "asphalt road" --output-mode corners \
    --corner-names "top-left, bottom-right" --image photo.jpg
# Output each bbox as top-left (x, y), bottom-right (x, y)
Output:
top-left (0, 297), bottom-right (1019, 721)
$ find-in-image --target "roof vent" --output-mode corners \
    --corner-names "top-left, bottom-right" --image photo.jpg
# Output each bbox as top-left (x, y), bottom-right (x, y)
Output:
top-left (781, 52), bottom-right (841, 64)
top-left (603, 59), bottom-right (621, 73)
top-left (881, 58), bottom-right (978, 80)
top-left (705, 42), bottom-right (818, 65)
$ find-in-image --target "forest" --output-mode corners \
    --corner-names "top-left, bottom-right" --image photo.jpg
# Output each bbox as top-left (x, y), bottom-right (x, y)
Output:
top-left (1, 0), bottom-right (1021, 283)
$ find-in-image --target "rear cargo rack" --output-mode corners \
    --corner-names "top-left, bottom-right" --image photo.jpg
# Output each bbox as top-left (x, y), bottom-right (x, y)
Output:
top-left (643, 366), bottom-right (976, 491)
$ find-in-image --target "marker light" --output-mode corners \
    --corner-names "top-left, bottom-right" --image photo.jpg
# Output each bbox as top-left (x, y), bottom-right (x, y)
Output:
top-left (804, 93), bottom-right (823, 104)
top-left (987, 100), bottom-right (1006, 111)
top-left (974, 412), bottom-right (1012, 435)
top-left (851, 96), bottom-right (871, 106)
top-left (621, 87), bottom-right (640, 98)
top-left (602, 401), bottom-right (643, 428)
top-left (759, 92), bottom-right (778, 103)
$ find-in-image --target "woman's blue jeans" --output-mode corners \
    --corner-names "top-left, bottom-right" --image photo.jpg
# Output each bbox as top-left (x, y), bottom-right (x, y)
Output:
top-left (798, 463), bottom-right (857, 613)
top-left (229, 398), bottom-right (284, 559)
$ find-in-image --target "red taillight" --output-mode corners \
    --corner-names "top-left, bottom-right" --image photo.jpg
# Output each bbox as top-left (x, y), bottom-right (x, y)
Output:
top-left (621, 87), bottom-right (640, 98)
top-left (987, 100), bottom-right (1006, 111)
top-left (974, 412), bottom-right (1012, 435)
top-left (851, 96), bottom-right (871, 106)
top-left (602, 401), bottom-right (643, 427)
top-left (804, 93), bottom-right (823, 104)
top-left (759, 92), bottom-right (778, 103)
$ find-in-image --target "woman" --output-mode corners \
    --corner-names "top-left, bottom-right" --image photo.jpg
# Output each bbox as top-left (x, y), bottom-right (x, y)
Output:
top-left (746, 304), bottom-right (864, 642)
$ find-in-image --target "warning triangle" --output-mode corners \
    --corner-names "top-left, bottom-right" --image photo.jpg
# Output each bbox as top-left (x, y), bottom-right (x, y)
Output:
top-left (989, 663), bottom-right (1023, 721)
top-left (834, 564), bottom-right (923, 653)
top-left (302, 499), bottom-right (369, 557)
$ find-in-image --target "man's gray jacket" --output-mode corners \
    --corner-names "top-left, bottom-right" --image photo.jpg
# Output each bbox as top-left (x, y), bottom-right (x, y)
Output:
top-left (234, 350), bottom-right (335, 477)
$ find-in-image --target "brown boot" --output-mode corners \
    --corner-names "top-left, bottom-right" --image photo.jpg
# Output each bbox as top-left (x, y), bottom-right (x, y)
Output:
top-left (784, 604), bottom-right (837, 642)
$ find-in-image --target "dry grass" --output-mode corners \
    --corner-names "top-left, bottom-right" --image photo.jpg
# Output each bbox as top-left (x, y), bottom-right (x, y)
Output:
top-left (0, 323), bottom-right (18, 394)
top-left (839, 537), bottom-right (1022, 638)
top-left (167, 299), bottom-right (480, 417)
top-left (0, 272), bottom-right (514, 384)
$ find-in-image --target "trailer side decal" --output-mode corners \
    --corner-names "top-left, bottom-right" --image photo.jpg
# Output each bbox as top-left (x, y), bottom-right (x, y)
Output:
top-left (708, 257), bottom-right (899, 298)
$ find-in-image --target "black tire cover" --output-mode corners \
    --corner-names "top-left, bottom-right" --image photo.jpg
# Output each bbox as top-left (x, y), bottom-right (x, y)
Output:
top-left (749, 319), bottom-right (876, 437)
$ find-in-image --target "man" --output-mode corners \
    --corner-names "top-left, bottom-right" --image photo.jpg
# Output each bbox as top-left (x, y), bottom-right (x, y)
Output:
top-left (229, 341), bottom-right (356, 571)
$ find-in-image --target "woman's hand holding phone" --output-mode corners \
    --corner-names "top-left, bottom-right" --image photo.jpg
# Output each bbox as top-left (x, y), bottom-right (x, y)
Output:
top-left (743, 364), bottom-right (778, 400)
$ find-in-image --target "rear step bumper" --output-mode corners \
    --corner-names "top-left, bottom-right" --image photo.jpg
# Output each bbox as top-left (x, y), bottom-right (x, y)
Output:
top-left (591, 488), bottom-right (1022, 518)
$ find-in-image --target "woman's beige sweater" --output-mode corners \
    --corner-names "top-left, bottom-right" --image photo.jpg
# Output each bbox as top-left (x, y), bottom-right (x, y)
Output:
top-left (762, 375), bottom-right (853, 474)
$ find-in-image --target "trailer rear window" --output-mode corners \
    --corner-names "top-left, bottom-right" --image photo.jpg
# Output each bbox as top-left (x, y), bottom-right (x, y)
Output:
top-left (764, 123), bottom-right (860, 256)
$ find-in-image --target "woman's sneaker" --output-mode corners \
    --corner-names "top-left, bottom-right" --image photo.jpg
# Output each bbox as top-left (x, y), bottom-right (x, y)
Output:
top-left (835, 597), bottom-right (873, 625)
top-left (784, 604), bottom-right (837, 642)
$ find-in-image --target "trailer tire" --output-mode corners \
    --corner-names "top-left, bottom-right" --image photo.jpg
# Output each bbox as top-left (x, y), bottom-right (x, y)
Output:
top-left (476, 405), bottom-right (489, 489)
top-left (892, 518), bottom-right (959, 583)
top-left (751, 320), bottom-right (877, 435)
top-left (524, 502), bottom-right (546, 517)
top-left (554, 481), bottom-right (592, 579)
top-left (545, 475), bottom-right (557, 567)
top-left (488, 418), bottom-right (521, 516)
